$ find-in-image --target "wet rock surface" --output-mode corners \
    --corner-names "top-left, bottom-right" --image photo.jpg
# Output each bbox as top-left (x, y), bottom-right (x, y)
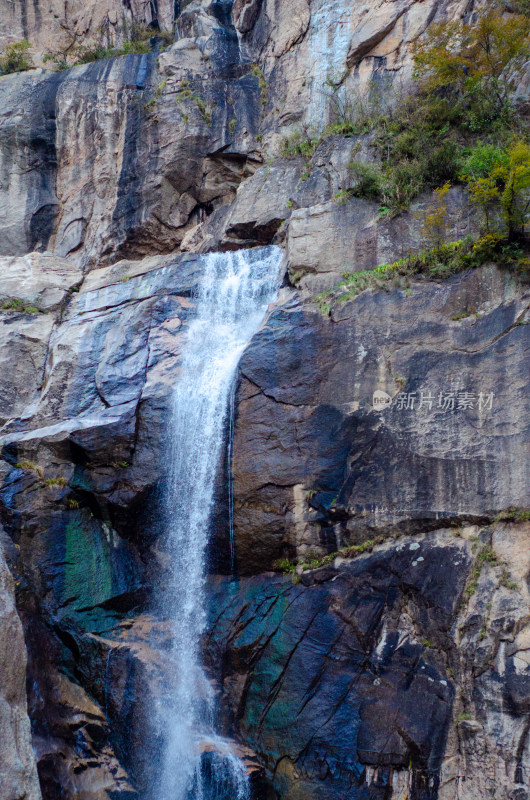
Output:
top-left (204, 523), bottom-right (530, 799)
top-left (233, 265), bottom-right (530, 573)
top-left (0, 251), bottom-right (527, 800)
top-left (207, 530), bottom-right (468, 800)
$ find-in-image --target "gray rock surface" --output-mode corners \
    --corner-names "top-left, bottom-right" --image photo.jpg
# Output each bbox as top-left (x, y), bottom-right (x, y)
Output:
top-left (0, 249), bottom-right (526, 800)
top-left (233, 265), bottom-right (530, 573)
top-left (0, 0), bottom-right (177, 67)
top-left (0, 536), bottom-right (41, 800)
top-left (0, 0), bottom-right (488, 272)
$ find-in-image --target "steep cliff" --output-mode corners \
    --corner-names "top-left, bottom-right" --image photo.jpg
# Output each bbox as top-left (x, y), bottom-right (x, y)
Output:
top-left (0, 1), bottom-right (529, 799)
top-left (0, 535), bottom-right (41, 800)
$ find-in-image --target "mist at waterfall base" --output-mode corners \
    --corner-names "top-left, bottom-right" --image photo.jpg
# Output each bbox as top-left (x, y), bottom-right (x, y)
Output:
top-left (152, 247), bottom-right (282, 800)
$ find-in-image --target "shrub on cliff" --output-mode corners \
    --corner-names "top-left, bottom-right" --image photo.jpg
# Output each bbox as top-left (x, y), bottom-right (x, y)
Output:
top-left (370, 10), bottom-right (530, 210)
top-left (42, 21), bottom-right (174, 70)
top-left (412, 10), bottom-right (530, 130)
top-left (284, 9), bottom-right (530, 221)
top-left (0, 40), bottom-right (33, 75)
top-left (73, 45), bottom-right (119, 64)
top-left (462, 139), bottom-right (530, 239)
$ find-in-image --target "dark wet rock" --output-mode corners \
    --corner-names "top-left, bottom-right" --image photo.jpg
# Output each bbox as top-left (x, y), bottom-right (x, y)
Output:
top-left (205, 530), bottom-right (467, 799)
top-left (203, 522), bottom-right (530, 799)
top-left (0, 36), bottom-right (263, 270)
top-left (0, 250), bottom-right (528, 800)
top-left (232, 265), bottom-right (530, 574)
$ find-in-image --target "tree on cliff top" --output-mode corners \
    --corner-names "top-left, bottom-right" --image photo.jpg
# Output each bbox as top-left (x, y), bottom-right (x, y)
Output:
top-left (412, 11), bottom-right (530, 127)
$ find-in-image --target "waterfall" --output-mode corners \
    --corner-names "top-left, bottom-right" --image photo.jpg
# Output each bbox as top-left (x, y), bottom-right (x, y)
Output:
top-left (156, 246), bottom-right (282, 800)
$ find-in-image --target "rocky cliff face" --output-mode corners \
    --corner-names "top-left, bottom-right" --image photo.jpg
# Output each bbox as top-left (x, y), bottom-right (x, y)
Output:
top-left (0, 535), bottom-right (41, 800)
top-left (0, 1), bottom-right (529, 799)
top-left (0, 0), bottom-right (178, 67)
top-left (206, 520), bottom-right (530, 800)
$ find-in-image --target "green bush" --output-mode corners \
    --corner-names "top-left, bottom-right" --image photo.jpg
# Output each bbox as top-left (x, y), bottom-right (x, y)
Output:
top-left (0, 40), bottom-right (33, 74)
top-left (272, 558), bottom-right (296, 574)
top-left (348, 161), bottom-right (382, 200)
top-left (282, 9), bottom-right (529, 217)
top-left (121, 40), bottom-right (151, 55)
top-left (45, 21), bottom-right (174, 69)
top-left (383, 160), bottom-right (427, 209)
top-left (1, 298), bottom-right (41, 314)
top-left (462, 143), bottom-right (509, 180)
top-left (281, 130), bottom-right (320, 159)
top-left (462, 139), bottom-right (530, 238)
top-left (43, 52), bottom-right (69, 70)
top-left (74, 45), bottom-right (117, 65)
top-left (412, 11), bottom-right (530, 123)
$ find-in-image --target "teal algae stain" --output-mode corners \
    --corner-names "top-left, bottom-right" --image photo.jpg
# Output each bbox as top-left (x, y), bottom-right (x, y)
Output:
top-left (240, 586), bottom-right (300, 749)
top-left (62, 511), bottom-right (114, 612)
top-left (71, 464), bottom-right (94, 491)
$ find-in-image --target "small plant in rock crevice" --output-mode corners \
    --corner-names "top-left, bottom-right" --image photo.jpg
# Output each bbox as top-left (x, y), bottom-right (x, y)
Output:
top-left (495, 507), bottom-right (530, 523)
top-left (176, 79), bottom-right (213, 125)
top-left (273, 558), bottom-right (297, 574)
top-left (273, 539), bottom-right (382, 575)
top-left (499, 568), bottom-right (519, 590)
top-left (462, 542), bottom-right (519, 601)
top-left (451, 310), bottom-right (474, 321)
top-left (0, 40), bottom-right (33, 74)
top-left (143, 78), bottom-right (167, 113)
top-left (313, 234), bottom-right (529, 315)
top-left (15, 461), bottom-right (44, 478)
top-left (1, 298), bottom-right (42, 314)
top-left (251, 64), bottom-right (268, 107)
top-left (44, 477), bottom-right (69, 488)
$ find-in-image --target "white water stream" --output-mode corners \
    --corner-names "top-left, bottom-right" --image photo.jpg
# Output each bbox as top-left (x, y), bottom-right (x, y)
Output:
top-left (156, 247), bottom-right (282, 800)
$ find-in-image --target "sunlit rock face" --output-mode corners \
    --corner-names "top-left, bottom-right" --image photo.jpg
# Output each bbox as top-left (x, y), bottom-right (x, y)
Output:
top-left (0, 0), bottom-right (177, 67)
top-left (236, 0), bottom-right (489, 132)
top-left (0, 0), bottom-right (492, 270)
top-left (0, 48), bottom-right (263, 269)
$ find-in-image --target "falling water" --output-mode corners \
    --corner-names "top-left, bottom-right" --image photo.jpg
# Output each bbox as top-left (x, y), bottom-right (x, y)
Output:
top-left (156, 247), bottom-right (282, 800)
